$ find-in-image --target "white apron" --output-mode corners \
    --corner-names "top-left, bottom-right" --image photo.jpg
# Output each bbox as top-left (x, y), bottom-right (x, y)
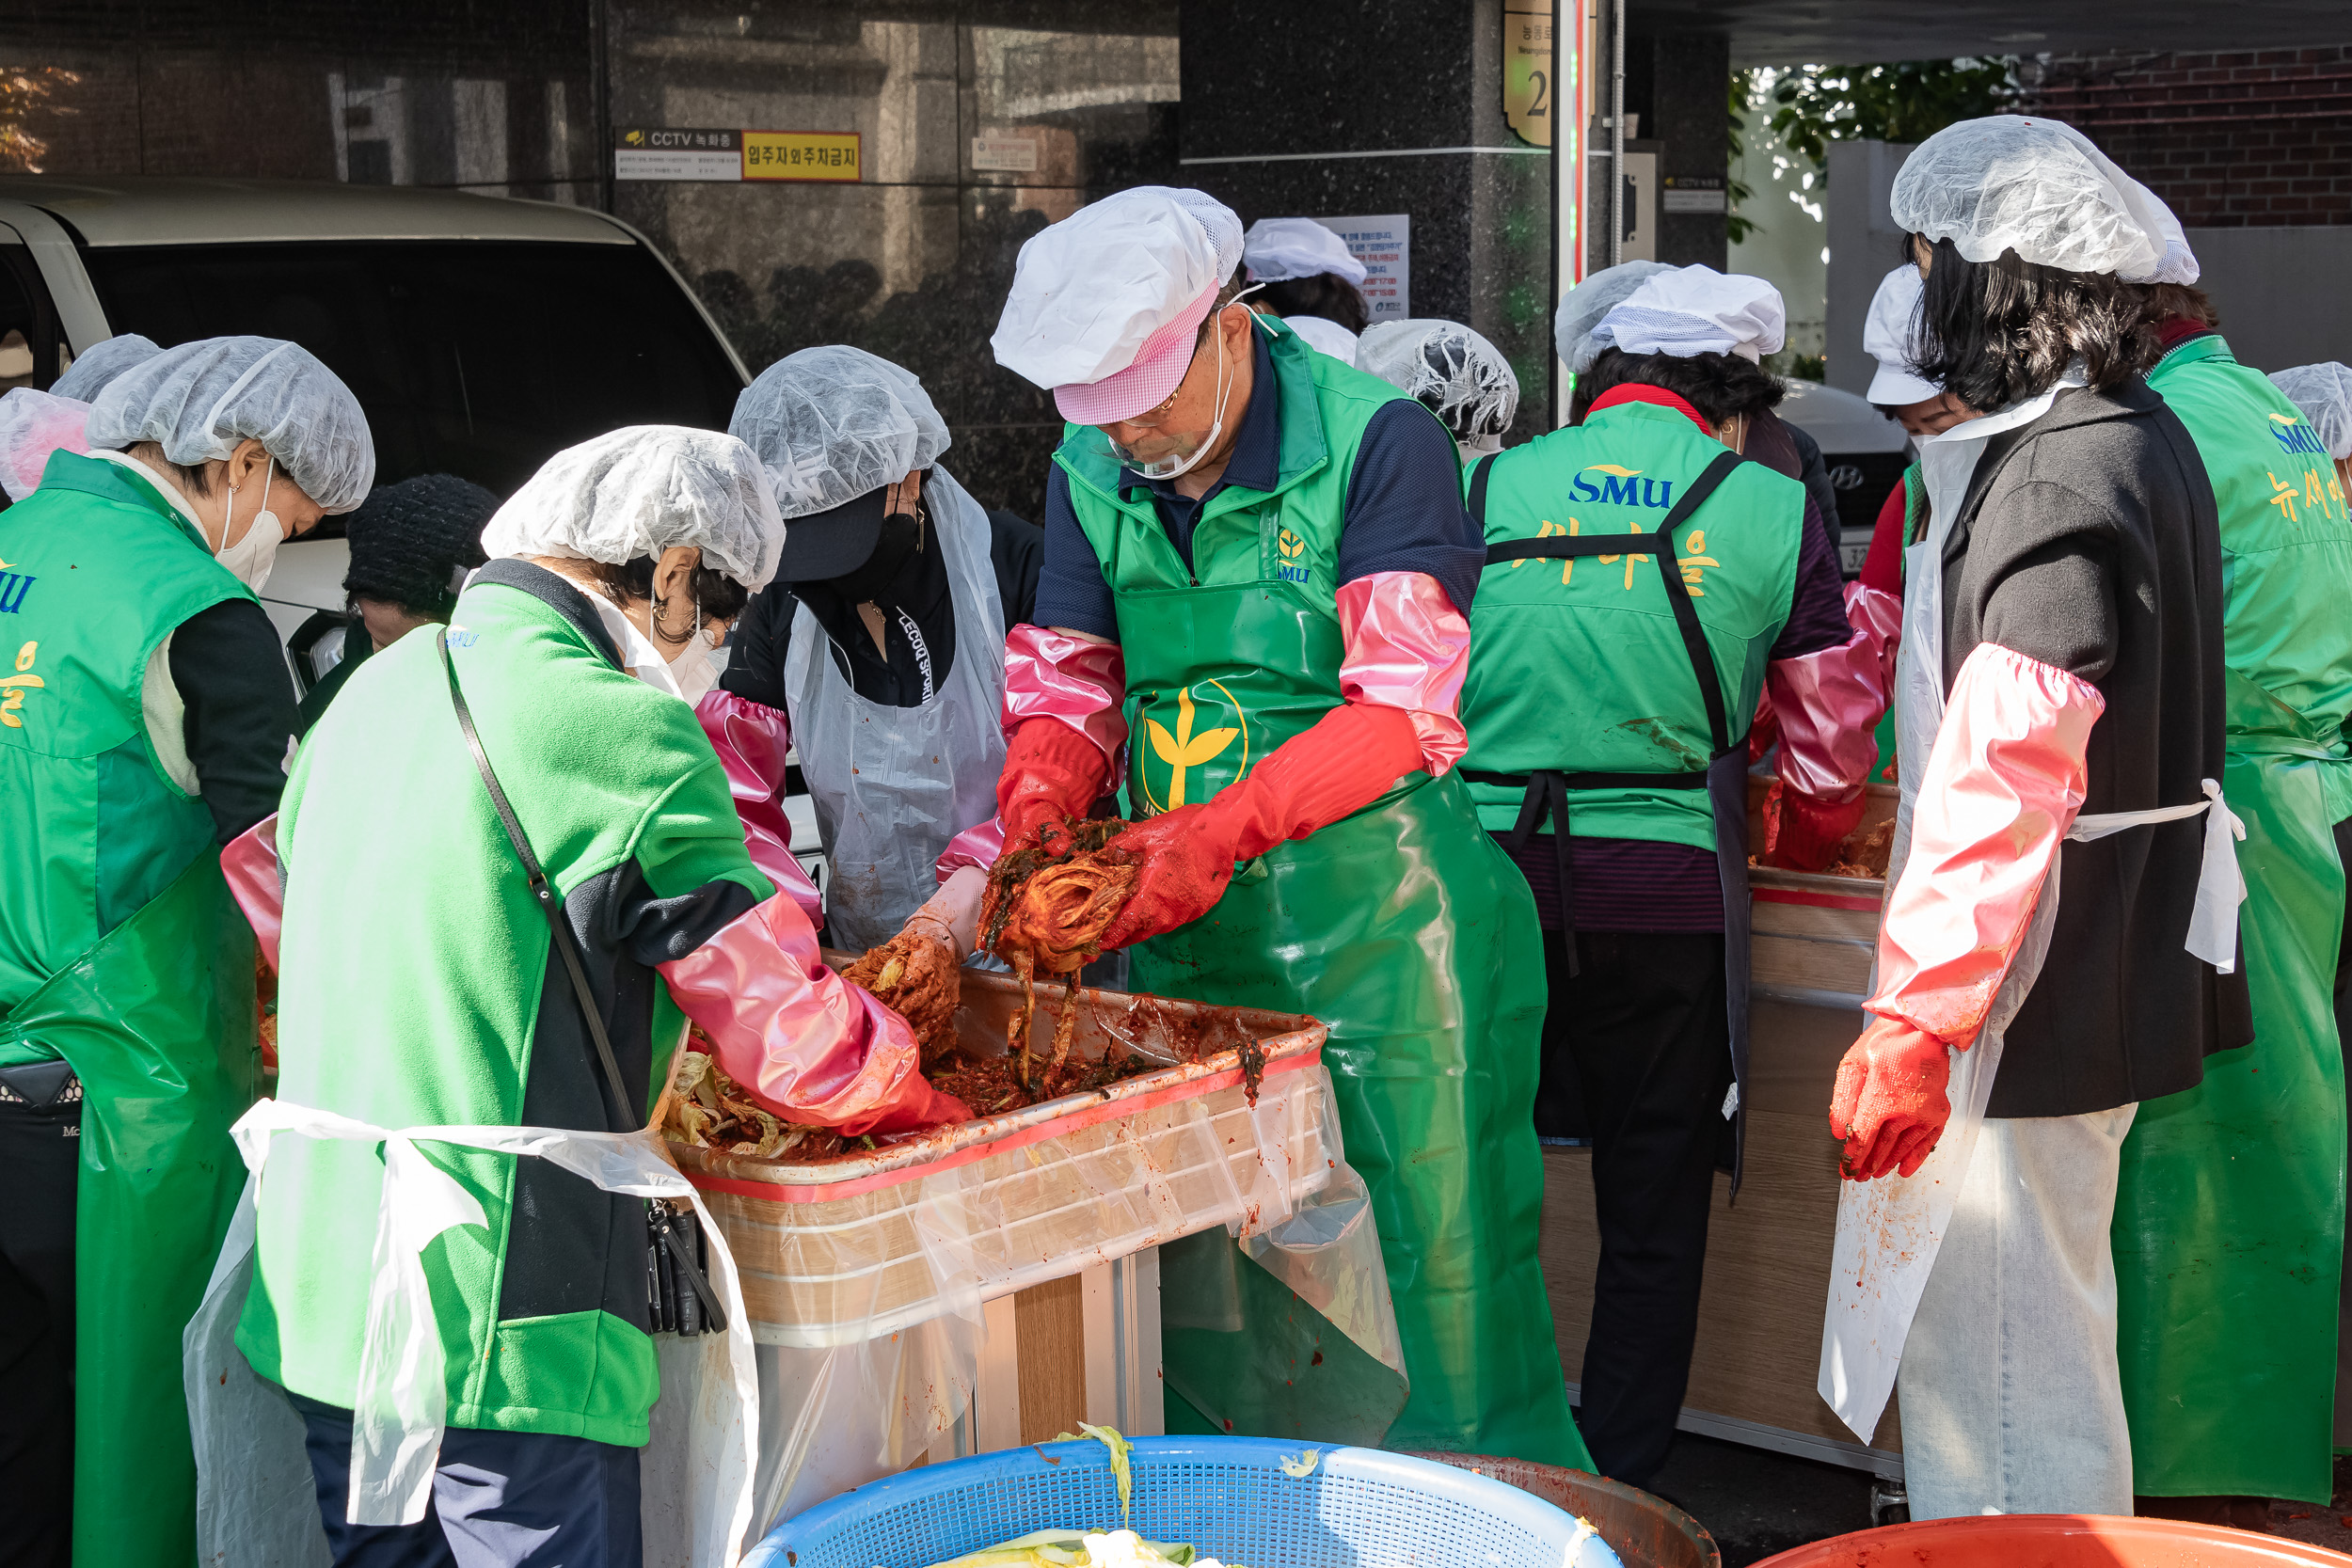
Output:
top-left (784, 465), bottom-right (1006, 952)
top-left (1817, 375), bottom-right (2246, 1442)
top-left (184, 1100), bottom-right (761, 1566)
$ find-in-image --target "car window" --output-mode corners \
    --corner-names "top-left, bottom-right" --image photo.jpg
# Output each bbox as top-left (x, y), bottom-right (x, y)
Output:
top-left (0, 238), bottom-right (65, 393)
top-left (78, 239), bottom-right (744, 500)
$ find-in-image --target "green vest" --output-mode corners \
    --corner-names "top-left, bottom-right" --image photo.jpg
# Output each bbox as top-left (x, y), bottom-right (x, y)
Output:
top-left (0, 450), bottom-right (251, 1056)
top-left (240, 579), bottom-right (768, 1447)
top-left (1058, 318), bottom-right (1589, 1467)
top-left (1058, 321), bottom-right (1391, 796)
top-left (1459, 400), bottom-right (1804, 851)
top-left (2113, 333), bottom-right (2352, 1503)
top-left (0, 449), bottom-right (262, 1563)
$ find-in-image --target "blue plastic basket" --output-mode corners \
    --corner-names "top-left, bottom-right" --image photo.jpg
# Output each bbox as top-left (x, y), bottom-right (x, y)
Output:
top-left (748, 1435), bottom-right (1600, 1568)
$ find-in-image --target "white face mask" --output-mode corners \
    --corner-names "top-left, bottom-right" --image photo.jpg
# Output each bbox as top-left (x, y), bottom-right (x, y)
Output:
top-left (215, 456), bottom-right (286, 591)
top-left (665, 625), bottom-right (721, 705)
top-left (1457, 433), bottom-right (1503, 466)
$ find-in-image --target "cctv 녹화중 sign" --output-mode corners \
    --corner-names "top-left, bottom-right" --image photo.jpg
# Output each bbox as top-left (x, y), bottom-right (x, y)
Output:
top-left (615, 128), bottom-right (861, 182)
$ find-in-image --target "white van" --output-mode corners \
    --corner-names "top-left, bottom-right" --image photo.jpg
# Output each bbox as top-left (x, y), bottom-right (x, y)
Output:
top-left (0, 176), bottom-right (824, 882)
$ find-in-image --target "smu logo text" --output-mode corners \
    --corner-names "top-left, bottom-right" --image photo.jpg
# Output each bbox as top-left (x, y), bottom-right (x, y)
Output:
top-left (2270, 414), bottom-right (2329, 457)
top-left (0, 564), bottom-right (34, 615)
top-left (1569, 464), bottom-right (1676, 509)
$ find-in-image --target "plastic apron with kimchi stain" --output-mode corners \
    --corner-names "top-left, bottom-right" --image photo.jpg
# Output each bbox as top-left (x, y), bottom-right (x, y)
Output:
top-left (783, 466), bottom-right (1005, 952)
top-left (1817, 374), bottom-right (2247, 1442)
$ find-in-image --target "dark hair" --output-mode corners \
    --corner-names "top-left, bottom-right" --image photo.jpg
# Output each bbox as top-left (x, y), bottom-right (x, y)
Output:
top-left (124, 440), bottom-right (217, 499)
top-left (2132, 282), bottom-right (2220, 330)
top-left (1911, 236), bottom-right (2158, 411)
top-left (1258, 273), bottom-right (1370, 335)
top-left (583, 555), bottom-right (752, 626)
top-left (1570, 347), bottom-right (1786, 428)
top-left (342, 472), bottom-right (498, 620)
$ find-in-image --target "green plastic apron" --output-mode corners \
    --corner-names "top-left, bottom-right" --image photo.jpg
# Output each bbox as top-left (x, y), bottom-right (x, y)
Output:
top-left (1119, 559), bottom-right (1586, 1467)
top-left (2114, 335), bottom-right (2352, 1504)
top-left (0, 852), bottom-right (260, 1561)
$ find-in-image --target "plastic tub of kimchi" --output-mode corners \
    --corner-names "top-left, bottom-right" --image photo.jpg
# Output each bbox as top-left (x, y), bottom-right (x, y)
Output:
top-left (661, 969), bottom-right (1335, 1347)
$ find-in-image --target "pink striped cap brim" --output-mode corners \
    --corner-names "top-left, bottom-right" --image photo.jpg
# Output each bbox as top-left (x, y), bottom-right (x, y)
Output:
top-left (1052, 279), bottom-right (1218, 425)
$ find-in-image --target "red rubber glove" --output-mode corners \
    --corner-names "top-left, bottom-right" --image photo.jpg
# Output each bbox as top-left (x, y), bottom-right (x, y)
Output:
top-left (998, 718), bottom-right (1111, 854)
top-left (1099, 702), bottom-right (1422, 949)
top-left (1762, 780), bottom-right (1868, 872)
top-left (1829, 1016), bottom-right (1953, 1180)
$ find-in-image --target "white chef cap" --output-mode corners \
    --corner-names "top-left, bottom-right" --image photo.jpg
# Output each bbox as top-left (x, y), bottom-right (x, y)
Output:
top-left (728, 345), bottom-right (951, 519)
top-left (480, 425), bottom-right (785, 592)
top-left (0, 388), bottom-right (91, 502)
top-left (2268, 363), bottom-right (2352, 461)
top-left (84, 336), bottom-right (375, 513)
top-left (1357, 319), bottom-right (1520, 441)
top-left (1591, 265), bottom-right (1787, 365)
top-left (1891, 115), bottom-right (2199, 284)
top-left (1553, 260), bottom-right (1676, 374)
top-left (992, 185), bottom-right (1247, 424)
top-left (52, 334), bottom-right (163, 402)
top-left (1863, 265), bottom-right (1941, 407)
top-left (1243, 217), bottom-right (1369, 286)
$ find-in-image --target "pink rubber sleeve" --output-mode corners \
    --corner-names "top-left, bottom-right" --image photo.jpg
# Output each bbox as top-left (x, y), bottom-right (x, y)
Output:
top-left (1003, 624), bottom-right (1128, 763)
top-left (693, 689), bottom-right (822, 926)
top-left (1335, 572), bottom-right (1470, 776)
top-left (1764, 582), bottom-right (1902, 802)
top-left (221, 813), bottom-right (284, 973)
top-left (657, 893), bottom-right (970, 1135)
top-left (1865, 642), bottom-right (2105, 1048)
top-left (0, 388), bottom-right (89, 502)
top-left (935, 816), bottom-right (1006, 881)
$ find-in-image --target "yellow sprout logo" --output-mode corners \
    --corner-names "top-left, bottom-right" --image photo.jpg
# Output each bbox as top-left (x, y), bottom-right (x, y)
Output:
top-left (1581, 464), bottom-right (1643, 477)
top-left (1141, 684), bottom-right (1248, 810)
top-left (1277, 528), bottom-right (1306, 561)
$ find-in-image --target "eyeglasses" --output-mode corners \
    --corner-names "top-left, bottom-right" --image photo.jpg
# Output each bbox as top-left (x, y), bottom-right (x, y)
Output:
top-left (1119, 335), bottom-right (1213, 431)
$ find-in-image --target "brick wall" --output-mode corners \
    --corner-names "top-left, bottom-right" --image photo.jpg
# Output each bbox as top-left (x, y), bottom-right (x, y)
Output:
top-left (2016, 46), bottom-right (2352, 227)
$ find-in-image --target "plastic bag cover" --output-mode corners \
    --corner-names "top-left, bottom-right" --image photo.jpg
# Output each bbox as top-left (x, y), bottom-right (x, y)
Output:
top-left (1355, 320), bottom-right (1519, 440)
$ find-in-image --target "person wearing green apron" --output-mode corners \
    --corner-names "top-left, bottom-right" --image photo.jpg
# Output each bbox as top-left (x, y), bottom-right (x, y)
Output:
top-left (986, 185), bottom-right (1584, 1465)
top-left (2111, 306), bottom-right (2352, 1526)
top-left (1459, 265), bottom-right (1869, 1487)
top-left (0, 336), bottom-right (373, 1566)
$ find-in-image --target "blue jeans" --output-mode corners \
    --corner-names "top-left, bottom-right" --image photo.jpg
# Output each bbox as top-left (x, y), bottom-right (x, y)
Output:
top-left (286, 1391), bottom-right (643, 1568)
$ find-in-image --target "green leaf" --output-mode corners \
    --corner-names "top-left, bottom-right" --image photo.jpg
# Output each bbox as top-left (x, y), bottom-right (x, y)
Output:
top-left (1053, 1425), bottom-right (1136, 1523)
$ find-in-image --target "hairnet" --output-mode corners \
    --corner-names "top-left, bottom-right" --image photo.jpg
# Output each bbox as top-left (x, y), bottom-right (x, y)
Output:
top-left (1591, 265), bottom-right (1786, 364)
top-left (51, 333), bottom-right (162, 402)
top-left (1890, 116), bottom-right (2198, 284)
top-left (479, 425), bottom-right (785, 592)
top-left (728, 345), bottom-right (951, 518)
top-left (1244, 217), bottom-right (1368, 286)
top-left (1554, 260), bottom-right (1676, 373)
top-left (84, 336), bottom-right (375, 513)
top-left (1357, 319), bottom-right (1520, 440)
top-left (1284, 313), bottom-right (1361, 361)
top-left (2268, 363), bottom-right (2352, 461)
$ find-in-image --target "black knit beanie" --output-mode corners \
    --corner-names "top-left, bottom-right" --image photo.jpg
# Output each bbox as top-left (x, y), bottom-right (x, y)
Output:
top-left (342, 473), bottom-right (500, 619)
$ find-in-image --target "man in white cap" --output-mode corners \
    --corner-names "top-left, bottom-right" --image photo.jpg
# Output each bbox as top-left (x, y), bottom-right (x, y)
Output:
top-left (1820, 115), bottom-right (2244, 1520)
top-left (1456, 262), bottom-right (1867, 1488)
top-left (1241, 215), bottom-right (1372, 361)
top-left (985, 184), bottom-right (1587, 1466)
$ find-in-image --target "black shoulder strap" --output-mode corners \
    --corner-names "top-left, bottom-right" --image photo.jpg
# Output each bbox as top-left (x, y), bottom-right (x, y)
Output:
top-left (1467, 451), bottom-right (1501, 528)
top-left (1479, 449), bottom-right (1747, 752)
top-left (438, 629), bottom-right (633, 1132)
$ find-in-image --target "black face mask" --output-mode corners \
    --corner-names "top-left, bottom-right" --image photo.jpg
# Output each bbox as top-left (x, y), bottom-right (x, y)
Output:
top-left (820, 503), bottom-right (924, 605)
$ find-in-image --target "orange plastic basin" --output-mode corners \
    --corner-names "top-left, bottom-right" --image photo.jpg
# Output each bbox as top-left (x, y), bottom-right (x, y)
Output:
top-left (1751, 1513), bottom-right (2352, 1568)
